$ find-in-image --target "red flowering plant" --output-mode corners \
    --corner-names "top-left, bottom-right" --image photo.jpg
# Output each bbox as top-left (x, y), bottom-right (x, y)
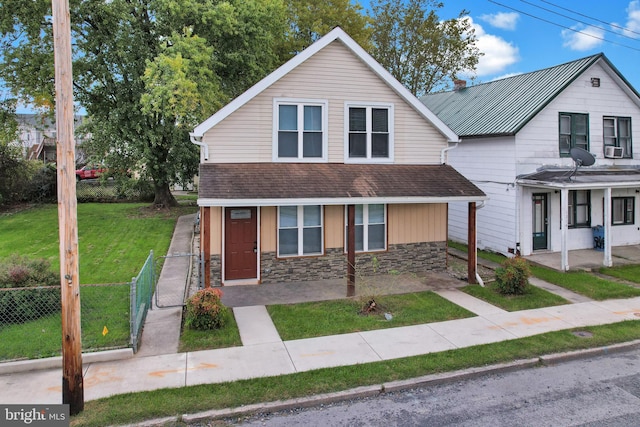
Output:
top-left (184, 288), bottom-right (229, 330)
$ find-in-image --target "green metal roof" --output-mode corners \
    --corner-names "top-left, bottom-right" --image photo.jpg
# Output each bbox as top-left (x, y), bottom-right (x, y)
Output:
top-left (421, 53), bottom-right (638, 138)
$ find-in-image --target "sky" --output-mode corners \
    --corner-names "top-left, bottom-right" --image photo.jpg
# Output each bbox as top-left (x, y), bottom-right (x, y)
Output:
top-left (359, 0), bottom-right (640, 90)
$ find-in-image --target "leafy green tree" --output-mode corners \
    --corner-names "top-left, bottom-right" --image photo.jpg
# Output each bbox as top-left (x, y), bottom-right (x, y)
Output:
top-left (369, 0), bottom-right (481, 96)
top-left (284, 0), bottom-right (372, 54)
top-left (0, 0), bottom-right (288, 207)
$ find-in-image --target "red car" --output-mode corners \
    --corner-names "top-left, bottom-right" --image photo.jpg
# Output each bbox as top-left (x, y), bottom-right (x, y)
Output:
top-left (75, 164), bottom-right (107, 181)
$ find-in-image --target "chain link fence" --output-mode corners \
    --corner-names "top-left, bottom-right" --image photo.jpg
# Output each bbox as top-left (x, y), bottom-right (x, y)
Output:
top-left (76, 179), bottom-right (154, 203)
top-left (0, 282), bottom-right (132, 362)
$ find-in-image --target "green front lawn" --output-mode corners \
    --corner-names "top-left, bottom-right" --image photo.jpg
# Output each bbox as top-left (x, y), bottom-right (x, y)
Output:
top-left (0, 203), bottom-right (196, 360)
top-left (529, 265), bottom-right (640, 300)
top-left (267, 291), bottom-right (475, 341)
top-left (462, 283), bottom-right (569, 311)
top-left (0, 203), bottom-right (196, 284)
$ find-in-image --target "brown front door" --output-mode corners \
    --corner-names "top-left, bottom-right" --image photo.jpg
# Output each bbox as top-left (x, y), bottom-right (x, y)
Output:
top-left (224, 207), bottom-right (258, 280)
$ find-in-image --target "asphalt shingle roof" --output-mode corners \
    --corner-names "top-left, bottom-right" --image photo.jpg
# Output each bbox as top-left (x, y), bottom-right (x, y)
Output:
top-left (199, 163), bottom-right (485, 201)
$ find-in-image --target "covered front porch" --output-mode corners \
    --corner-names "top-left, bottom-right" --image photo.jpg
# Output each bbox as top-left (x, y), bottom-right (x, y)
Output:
top-left (526, 245), bottom-right (640, 271)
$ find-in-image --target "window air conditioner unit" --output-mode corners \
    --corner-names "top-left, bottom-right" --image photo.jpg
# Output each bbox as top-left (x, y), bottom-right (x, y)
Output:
top-left (605, 146), bottom-right (624, 158)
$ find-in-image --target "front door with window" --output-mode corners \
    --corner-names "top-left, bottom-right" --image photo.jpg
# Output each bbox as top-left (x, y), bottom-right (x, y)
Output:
top-left (224, 207), bottom-right (258, 281)
top-left (532, 194), bottom-right (548, 250)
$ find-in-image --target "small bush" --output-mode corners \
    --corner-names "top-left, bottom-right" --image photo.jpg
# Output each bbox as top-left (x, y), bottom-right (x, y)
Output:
top-left (184, 288), bottom-right (229, 331)
top-left (495, 256), bottom-right (531, 295)
top-left (0, 255), bottom-right (61, 325)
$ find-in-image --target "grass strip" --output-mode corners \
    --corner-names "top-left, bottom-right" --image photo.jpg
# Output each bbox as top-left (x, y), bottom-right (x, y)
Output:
top-left (179, 312), bottom-right (242, 352)
top-left (267, 291), bottom-right (475, 341)
top-left (70, 320), bottom-right (640, 427)
top-left (530, 265), bottom-right (640, 300)
top-left (599, 264), bottom-right (640, 284)
top-left (462, 283), bottom-right (569, 311)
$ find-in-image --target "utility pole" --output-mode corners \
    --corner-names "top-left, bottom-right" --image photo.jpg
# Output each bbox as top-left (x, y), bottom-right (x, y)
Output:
top-left (52, 0), bottom-right (84, 414)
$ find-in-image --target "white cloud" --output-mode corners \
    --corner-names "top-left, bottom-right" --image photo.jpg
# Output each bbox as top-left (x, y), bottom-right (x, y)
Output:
top-left (478, 12), bottom-right (519, 31)
top-left (622, 0), bottom-right (640, 38)
top-left (561, 24), bottom-right (605, 50)
top-left (467, 18), bottom-right (520, 77)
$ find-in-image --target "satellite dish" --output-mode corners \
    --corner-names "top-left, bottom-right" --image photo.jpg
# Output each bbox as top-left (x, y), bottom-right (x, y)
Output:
top-left (570, 147), bottom-right (595, 167)
top-left (568, 147), bottom-right (595, 181)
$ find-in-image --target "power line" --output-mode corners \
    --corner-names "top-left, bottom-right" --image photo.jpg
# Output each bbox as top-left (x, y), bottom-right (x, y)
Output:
top-left (487, 0), bottom-right (640, 52)
top-left (539, 0), bottom-right (640, 37)
top-left (519, 0), bottom-right (640, 41)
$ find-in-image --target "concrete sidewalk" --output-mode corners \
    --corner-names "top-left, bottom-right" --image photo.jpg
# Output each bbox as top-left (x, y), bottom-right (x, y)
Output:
top-left (1, 293), bottom-right (640, 404)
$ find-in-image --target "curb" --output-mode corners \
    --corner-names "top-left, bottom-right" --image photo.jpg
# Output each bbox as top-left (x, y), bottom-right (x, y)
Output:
top-left (0, 348), bottom-right (134, 375)
top-left (125, 341), bottom-right (640, 427)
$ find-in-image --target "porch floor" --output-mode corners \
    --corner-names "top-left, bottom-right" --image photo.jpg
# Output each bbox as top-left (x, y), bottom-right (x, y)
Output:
top-left (525, 245), bottom-right (640, 271)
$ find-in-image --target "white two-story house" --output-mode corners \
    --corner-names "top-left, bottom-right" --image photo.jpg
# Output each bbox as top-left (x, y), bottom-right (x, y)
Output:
top-left (190, 27), bottom-right (485, 287)
top-left (422, 54), bottom-right (640, 270)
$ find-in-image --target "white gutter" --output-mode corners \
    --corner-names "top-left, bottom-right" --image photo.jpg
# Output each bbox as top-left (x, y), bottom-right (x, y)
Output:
top-left (475, 200), bottom-right (486, 287)
top-left (440, 142), bottom-right (459, 164)
top-left (189, 133), bottom-right (209, 161)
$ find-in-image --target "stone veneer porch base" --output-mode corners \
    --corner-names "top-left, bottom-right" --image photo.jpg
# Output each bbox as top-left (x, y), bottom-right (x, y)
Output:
top-left (210, 241), bottom-right (446, 285)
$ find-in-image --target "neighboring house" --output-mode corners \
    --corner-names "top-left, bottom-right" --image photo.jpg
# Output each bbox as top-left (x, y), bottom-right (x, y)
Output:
top-left (15, 113), bottom-right (87, 164)
top-left (190, 27), bottom-right (486, 287)
top-left (422, 53), bottom-right (640, 270)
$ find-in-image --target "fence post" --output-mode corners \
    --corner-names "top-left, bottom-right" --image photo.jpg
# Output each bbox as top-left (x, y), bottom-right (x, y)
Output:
top-left (130, 276), bottom-right (137, 353)
top-left (148, 250), bottom-right (154, 310)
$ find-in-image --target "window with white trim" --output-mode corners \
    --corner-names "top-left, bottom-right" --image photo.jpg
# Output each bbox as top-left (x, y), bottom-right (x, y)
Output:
top-left (612, 197), bottom-right (634, 225)
top-left (604, 117), bottom-right (632, 158)
top-left (274, 99), bottom-right (327, 161)
top-left (345, 204), bottom-right (386, 252)
top-left (278, 206), bottom-right (323, 257)
top-left (345, 103), bottom-right (393, 161)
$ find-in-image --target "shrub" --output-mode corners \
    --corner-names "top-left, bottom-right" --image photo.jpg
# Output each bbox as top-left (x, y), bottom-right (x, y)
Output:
top-left (0, 255), bottom-right (61, 325)
top-left (184, 288), bottom-right (229, 330)
top-left (494, 256), bottom-right (531, 295)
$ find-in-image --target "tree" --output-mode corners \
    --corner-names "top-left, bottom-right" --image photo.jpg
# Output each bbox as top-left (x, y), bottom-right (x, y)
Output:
top-left (369, 0), bottom-right (481, 96)
top-left (0, 0), bottom-right (288, 207)
top-left (284, 0), bottom-right (372, 54)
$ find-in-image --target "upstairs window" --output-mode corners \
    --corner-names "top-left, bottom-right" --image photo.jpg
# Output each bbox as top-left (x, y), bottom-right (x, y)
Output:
top-left (604, 117), bottom-right (632, 158)
top-left (275, 99), bottom-right (327, 161)
top-left (346, 103), bottom-right (393, 162)
top-left (559, 113), bottom-right (589, 156)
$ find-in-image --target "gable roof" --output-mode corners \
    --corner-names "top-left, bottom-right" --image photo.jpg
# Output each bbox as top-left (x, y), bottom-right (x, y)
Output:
top-left (192, 27), bottom-right (457, 142)
top-left (421, 53), bottom-right (640, 138)
top-left (198, 163), bottom-right (486, 206)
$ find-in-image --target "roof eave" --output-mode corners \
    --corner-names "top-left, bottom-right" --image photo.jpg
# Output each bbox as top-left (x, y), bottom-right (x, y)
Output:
top-left (197, 195), bottom-right (488, 207)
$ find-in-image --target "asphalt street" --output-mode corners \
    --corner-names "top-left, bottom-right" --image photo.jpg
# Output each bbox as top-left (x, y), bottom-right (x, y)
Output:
top-left (221, 346), bottom-right (640, 427)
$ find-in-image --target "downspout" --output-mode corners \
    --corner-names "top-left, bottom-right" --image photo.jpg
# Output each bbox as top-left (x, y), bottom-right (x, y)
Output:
top-left (475, 200), bottom-right (486, 287)
top-left (441, 142), bottom-right (459, 164)
top-left (189, 133), bottom-right (209, 161)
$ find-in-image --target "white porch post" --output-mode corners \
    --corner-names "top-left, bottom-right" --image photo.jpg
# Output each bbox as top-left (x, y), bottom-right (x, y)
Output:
top-left (560, 188), bottom-right (569, 271)
top-left (603, 187), bottom-right (613, 267)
